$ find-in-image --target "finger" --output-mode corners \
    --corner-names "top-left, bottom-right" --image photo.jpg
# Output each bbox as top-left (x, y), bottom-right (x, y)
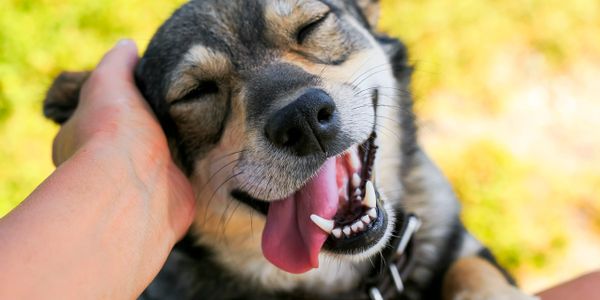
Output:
top-left (80, 40), bottom-right (141, 106)
top-left (94, 39), bottom-right (139, 86)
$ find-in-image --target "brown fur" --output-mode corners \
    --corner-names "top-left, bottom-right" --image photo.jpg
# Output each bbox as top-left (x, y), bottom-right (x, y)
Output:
top-left (443, 257), bottom-right (538, 300)
top-left (43, 71), bottom-right (90, 124)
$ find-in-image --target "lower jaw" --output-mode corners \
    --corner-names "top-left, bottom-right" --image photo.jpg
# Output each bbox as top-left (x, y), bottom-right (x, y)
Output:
top-left (323, 204), bottom-right (388, 254)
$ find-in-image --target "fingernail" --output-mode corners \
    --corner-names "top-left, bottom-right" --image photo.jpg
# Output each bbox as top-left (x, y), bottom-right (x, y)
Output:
top-left (116, 39), bottom-right (133, 48)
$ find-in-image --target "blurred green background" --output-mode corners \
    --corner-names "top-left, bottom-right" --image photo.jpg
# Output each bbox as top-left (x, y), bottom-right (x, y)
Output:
top-left (1, 0), bottom-right (599, 293)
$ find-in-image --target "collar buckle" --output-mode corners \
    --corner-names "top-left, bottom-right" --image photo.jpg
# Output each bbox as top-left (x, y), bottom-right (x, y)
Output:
top-left (394, 215), bottom-right (421, 258)
top-left (369, 287), bottom-right (384, 300)
top-left (367, 214), bottom-right (421, 300)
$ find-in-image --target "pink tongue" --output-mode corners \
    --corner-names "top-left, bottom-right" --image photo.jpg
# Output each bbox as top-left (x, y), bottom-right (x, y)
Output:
top-left (261, 158), bottom-right (339, 274)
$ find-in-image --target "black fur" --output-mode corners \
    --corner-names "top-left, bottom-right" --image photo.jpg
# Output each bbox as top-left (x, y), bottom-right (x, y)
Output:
top-left (478, 247), bottom-right (517, 286)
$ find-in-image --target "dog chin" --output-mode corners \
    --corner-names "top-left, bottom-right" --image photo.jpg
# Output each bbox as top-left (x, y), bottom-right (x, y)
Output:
top-left (326, 200), bottom-right (396, 261)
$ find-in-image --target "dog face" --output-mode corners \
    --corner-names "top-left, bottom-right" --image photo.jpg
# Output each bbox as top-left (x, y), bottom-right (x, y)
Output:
top-left (136, 0), bottom-right (404, 281)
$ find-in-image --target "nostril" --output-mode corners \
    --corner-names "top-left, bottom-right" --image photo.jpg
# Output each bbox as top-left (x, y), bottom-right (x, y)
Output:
top-left (284, 127), bottom-right (302, 147)
top-left (264, 89), bottom-right (339, 156)
top-left (317, 106), bottom-right (333, 124)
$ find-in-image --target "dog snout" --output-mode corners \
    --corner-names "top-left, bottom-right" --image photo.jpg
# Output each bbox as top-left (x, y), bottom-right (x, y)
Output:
top-left (265, 89), bottom-right (340, 156)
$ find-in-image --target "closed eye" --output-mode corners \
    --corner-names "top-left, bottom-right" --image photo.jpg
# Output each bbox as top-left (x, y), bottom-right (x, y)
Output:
top-left (296, 12), bottom-right (330, 44)
top-left (171, 80), bottom-right (219, 105)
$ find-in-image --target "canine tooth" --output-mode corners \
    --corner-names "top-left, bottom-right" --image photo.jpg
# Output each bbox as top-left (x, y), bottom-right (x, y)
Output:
top-left (310, 214), bottom-right (334, 233)
top-left (349, 150), bottom-right (361, 170)
top-left (361, 215), bottom-right (371, 224)
top-left (372, 165), bottom-right (377, 183)
top-left (343, 226), bottom-right (352, 237)
top-left (367, 208), bottom-right (377, 219)
top-left (363, 181), bottom-right (377, 208)
top-left (352, 173), bottom-right (361, 188)
top-left (332, 228), bottom-right (343, 239)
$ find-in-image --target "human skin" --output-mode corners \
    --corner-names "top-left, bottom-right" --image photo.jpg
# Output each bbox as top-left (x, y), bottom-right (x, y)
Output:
top-left (0, 40), bottom-right (195, 300)
top-left (536, 272), bottom-right (600, 300)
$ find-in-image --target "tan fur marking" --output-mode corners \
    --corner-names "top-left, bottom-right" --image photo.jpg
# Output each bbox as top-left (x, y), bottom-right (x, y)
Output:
top-left (280, 51), bottom-right (318, 70)
top-left (264, 0), bottom-right (330, 42)
top-left (166, 46), bottom-right (232, 103)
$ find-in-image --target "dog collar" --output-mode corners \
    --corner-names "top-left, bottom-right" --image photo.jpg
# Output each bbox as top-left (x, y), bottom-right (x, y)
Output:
top-left (296, 210), bottom-right (421, 300)
top-left (175, 210), bottom-right (421, 300)
top-left (362, 212), bottom-right (421, 300)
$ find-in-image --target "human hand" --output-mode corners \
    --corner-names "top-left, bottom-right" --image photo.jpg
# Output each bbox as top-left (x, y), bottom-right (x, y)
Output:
top-left (0, 40), bottom-right (195, 299)
top-left (52, 39), bottom-right (196, 295)
top-left (53, 38), bottom-right (196, 239)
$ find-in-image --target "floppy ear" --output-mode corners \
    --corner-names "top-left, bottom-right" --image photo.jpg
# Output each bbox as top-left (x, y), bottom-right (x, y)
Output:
top-left (43, 71), bottom-right (90, 124)
top-left (355, 0), bottom-right (380, 28)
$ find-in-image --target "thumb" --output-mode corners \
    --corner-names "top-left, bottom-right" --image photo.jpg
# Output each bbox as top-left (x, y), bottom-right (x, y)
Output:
top-left (95, 39), bottom-right (139, 83)
top-left (79, 39), bottom-right (140, 107)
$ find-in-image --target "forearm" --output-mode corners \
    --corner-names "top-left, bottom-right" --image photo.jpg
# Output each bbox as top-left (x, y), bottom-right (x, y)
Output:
top-left (0, 142), bottom-right (175, 299)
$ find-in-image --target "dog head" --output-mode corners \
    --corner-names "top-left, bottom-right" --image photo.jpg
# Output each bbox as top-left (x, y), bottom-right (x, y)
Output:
top-left (43, 0), bottom-right (412, 286)
top-left (133, 0), bottom-right (410, 277)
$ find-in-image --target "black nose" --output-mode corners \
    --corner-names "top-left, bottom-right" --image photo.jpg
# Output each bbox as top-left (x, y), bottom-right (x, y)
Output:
top-left (265, 89), bottom-right (340, 156)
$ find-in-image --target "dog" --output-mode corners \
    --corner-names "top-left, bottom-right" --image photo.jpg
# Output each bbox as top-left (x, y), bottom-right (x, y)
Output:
top-left (43, 1), bottom-right (538, 299)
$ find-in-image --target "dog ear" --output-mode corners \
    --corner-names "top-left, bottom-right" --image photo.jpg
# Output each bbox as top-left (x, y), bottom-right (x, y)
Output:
top-left (355, 0), bottom-right (380, 28)
top-left (43, 71), bottom-right (90, 124)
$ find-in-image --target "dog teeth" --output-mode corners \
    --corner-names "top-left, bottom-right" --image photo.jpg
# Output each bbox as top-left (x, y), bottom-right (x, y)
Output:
top-left (363, 181), bottom-right (377, 208)
top-left (361, 215), bottom-right (371, 224)
top-left (329, 212), bottom-right (377, 239)
top-left (367, 208), bottom-right (377, 219)
top-left (355, 221), bottom-right (365, 231)
top-left (310, 214), bottom-right (334, 234)
top-left (351, 173), bottom-right (361, 188)
top-left (348, 150), bottom-right (361, 170)
top-left (351, 222), bottom-right (359, 232)
top-left (354, 188), bottom-right (362, 197)
top-left (343, 226), bottom-right (352, 237)
top-left (332, 228), bottom-right (342, 239)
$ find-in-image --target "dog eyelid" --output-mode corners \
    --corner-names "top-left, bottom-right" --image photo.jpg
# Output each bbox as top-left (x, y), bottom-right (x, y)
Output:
top-left (170, 80), bottom-right (220, 106)
top-left (296, 11), bottom-right (331, 44)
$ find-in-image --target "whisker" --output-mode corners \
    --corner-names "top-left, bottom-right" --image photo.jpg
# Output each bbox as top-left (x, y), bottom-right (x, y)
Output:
top-left (199, 158), bottom-right (241, 226)
top-left (221, 200), bottom-right (243, 241)
top-left (352, 67), bottom-right (394, 89)
top-left (345, 52), bottom-right (381, 83)
top-left (375, 124), bottom-right (404, 142)
top-left (211, 150), bottom-right (245, 164)
top-left (355, 86), bottom-right (412, 95)
top-left (202, 171), bottom-right (244, 225)
top-left (350, 63), bottom-right (392, 87)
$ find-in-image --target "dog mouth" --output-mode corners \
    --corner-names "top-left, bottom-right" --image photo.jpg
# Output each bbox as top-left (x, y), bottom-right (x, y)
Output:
top-left (232, 132), bottom-right (387, 274)
top-left (321, 133), bottom-right (386, 253)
